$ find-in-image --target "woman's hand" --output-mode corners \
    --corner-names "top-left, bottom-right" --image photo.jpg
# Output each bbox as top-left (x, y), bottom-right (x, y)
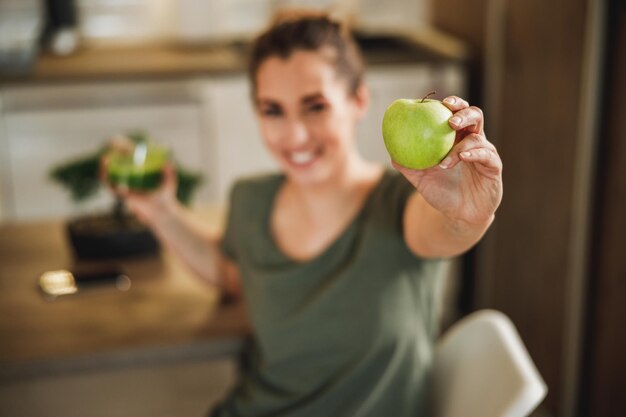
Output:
top-left (100, 158), bottom-right (179, 227)
top-left (393, 96), bottom-right (503, 226)
top-left (101, 155), bottom-right (236, 294)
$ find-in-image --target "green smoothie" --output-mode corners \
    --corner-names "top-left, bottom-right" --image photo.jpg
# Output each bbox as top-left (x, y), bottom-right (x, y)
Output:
top-left (107, 142), bottom-right (168, 191)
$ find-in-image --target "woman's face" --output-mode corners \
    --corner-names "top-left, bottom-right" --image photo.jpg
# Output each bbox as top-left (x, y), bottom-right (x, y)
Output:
top-left (254, 50), bottom-right (367, 186)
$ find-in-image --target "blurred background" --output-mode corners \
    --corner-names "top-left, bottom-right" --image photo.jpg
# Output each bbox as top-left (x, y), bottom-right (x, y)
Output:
top-left (0, 0), bottom-right (624, 417)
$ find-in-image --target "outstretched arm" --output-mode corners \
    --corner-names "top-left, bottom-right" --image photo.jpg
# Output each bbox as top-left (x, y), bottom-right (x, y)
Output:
top-left (395, 96), bottom-right (503, 258)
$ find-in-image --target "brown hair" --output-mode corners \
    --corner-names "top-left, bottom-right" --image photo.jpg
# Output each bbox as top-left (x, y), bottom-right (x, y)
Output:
top-left (248, 10), bottom-right (366, 97)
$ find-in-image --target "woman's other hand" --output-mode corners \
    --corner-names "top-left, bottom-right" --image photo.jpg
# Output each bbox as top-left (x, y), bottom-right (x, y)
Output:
top-left (100, 157), bottom-right (179, 227)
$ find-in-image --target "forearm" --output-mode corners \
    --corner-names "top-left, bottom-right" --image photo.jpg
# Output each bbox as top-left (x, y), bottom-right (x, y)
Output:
top-left (404, 193), bottom-right (494, 258)
top-left (146, 201), bottom-right (224, 287)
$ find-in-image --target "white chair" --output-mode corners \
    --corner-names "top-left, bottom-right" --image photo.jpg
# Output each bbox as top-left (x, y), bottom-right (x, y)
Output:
top-left (433, 309), bottom-right (548, 417)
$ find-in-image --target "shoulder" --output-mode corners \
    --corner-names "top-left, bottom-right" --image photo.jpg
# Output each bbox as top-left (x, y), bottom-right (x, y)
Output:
top-left (228, 172), bottom-right (285, 206)
top-left (361, 169), bottom-right (416, 238)
top-left (221, 172), bottom-right (283, 260)
top-left (370, 169), bottom-right (416, 215)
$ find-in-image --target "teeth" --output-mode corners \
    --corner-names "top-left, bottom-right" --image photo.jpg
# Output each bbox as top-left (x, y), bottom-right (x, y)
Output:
top-left (290, 151), bottom-right (315, 165)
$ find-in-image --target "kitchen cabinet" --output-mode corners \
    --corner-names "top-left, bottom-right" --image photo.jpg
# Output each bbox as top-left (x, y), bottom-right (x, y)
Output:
top-left (0, 62), bottom-right (465, 221)
top-left (0, 359), bottom-right (236, 417)
top-left (199, 75), bottom-right (277, 201)
top-left (0, 80), bottom-right (206, 220)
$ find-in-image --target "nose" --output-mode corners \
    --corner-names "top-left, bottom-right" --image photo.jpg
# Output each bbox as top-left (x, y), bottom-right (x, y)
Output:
top-left (283, 117), bottom-right (310, 147)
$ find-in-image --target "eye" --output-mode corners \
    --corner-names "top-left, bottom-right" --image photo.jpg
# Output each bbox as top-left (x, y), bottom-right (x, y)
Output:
top-left (260, 105), bottom-right (283, 117)
top-left (307, 102), bottom-right (327, 113)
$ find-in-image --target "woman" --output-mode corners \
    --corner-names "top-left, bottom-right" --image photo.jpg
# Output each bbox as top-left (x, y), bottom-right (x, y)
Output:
top-left (115, 12), bottom-right (503, 417)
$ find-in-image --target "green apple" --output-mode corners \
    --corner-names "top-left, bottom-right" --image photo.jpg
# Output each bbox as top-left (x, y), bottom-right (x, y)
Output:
top-left (382, 97), bottom-right (456, 170)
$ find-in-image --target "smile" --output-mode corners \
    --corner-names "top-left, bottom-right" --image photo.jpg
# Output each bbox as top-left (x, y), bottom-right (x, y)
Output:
top-left (286, 148), bottom-right (322, 167)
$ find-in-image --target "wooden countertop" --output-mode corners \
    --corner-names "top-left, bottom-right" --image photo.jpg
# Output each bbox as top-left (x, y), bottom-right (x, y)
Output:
top-left (1, 26), bottom-right (469, 82)
top-left (0, 210), bottom-right (250, 379)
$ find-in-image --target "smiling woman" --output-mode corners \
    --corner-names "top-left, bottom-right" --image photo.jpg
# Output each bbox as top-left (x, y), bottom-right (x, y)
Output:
top-left (254, 50), bottom-right (370, 186)
top-left (108, 10), bottom-right (502, 417)
top-left (249, 10), bottom-right (370, 187)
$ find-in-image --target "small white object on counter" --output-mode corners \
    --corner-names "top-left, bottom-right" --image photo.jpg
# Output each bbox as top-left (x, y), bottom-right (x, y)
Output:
top-left (51, 27), bottom-right (80, 56)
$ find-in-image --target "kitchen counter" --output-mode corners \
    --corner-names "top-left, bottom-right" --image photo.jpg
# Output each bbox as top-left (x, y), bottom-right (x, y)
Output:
top-left (1, 26), bottom-right (469, 82)
top-left (0, 207), bottom-right (250, 380)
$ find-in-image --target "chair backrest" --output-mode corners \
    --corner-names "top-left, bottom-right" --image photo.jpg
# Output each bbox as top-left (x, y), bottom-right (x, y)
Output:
top-left (433, 309), bottom-right (547, 417)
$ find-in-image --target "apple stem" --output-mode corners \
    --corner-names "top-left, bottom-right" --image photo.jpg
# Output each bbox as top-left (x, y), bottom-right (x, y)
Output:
top-left (421, 91), bottom-right (436, 103)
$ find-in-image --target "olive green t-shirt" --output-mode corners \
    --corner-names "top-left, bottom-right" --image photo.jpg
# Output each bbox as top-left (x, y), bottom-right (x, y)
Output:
top-left (214, 170), bottom-right (443, 417)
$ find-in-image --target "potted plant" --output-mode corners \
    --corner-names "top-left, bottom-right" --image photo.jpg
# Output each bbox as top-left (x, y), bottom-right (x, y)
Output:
top-left (49, 132), bottom-right (202, 260)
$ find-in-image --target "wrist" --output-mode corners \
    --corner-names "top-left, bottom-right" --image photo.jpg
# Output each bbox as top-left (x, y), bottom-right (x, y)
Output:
top-left (133, 195), bottom-right (182, 231)
top-left (443, 212), bottom-right (495, 237)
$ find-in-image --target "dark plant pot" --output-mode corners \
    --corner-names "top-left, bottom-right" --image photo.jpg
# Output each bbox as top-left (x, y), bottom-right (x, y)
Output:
top-left (66, 213), bottom-right (159, 260)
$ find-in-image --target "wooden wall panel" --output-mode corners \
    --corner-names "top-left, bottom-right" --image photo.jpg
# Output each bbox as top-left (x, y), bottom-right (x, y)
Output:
top-left (582, 2), bottom-right (626, 416)
top-left (491, 2), bottom-right (587, 414)
top-left (431, 0), bottom-right (488, 103)
top-left (431, 0), bottom-right (487, 53)
top-left (433, 1), bottom-right (588, 415)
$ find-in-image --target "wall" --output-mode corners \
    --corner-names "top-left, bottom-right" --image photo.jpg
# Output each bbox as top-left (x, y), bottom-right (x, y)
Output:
top-left (0, 99), bottom-right (7, 221)
top-left (432, 0), bottom-right (591, 416)
top-left (581, 1), bottom-right (626, 415)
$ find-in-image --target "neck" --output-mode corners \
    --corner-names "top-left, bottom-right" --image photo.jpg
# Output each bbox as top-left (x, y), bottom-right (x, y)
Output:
top-left (286, 150), bottom-right (383, 212)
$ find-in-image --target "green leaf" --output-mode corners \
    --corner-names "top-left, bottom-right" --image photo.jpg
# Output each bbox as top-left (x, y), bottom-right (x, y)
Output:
top-left (49, 151), bottom-right (104, 203)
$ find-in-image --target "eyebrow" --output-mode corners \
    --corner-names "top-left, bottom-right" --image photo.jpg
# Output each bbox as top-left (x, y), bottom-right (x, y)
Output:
top-left (302, 93), bottom-right (325, 104)
top-left (255, 98), bottom-right (280, 108)
top-left (255, 92), bottom-right (325, 108)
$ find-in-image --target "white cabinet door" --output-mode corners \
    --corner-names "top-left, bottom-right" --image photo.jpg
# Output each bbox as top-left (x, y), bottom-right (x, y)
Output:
top-left (0, 107), bottom-right (9, 221)
top-left (201, 76), bottom-right (278, 202)
top-left (4, 104), bottom-right (203, 220)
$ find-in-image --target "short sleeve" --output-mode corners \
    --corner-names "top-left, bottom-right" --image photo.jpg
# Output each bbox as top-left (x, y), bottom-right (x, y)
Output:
top-left (372, 171), bottom-right (416, 235)
top-left (389, 173), bottom-right (416, 231)
top-left (218, 173), bottom-right (284, 264)
top-left (219, 181), bottom-right (243, 262)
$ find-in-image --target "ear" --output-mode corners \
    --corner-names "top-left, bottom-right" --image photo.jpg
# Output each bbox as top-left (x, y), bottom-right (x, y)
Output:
top-left (352, 82), bottom-right (370, 120)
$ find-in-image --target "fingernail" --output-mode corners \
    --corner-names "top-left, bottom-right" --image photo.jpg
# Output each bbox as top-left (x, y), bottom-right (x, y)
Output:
top-left (439, 157), bottom-right (452, 169)
top-left (450, 116), bottom-right (462, 126)
top-left (461, 151), bottom-right (471, 157)
top-left (444, 97), bottom-right (456, 104)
